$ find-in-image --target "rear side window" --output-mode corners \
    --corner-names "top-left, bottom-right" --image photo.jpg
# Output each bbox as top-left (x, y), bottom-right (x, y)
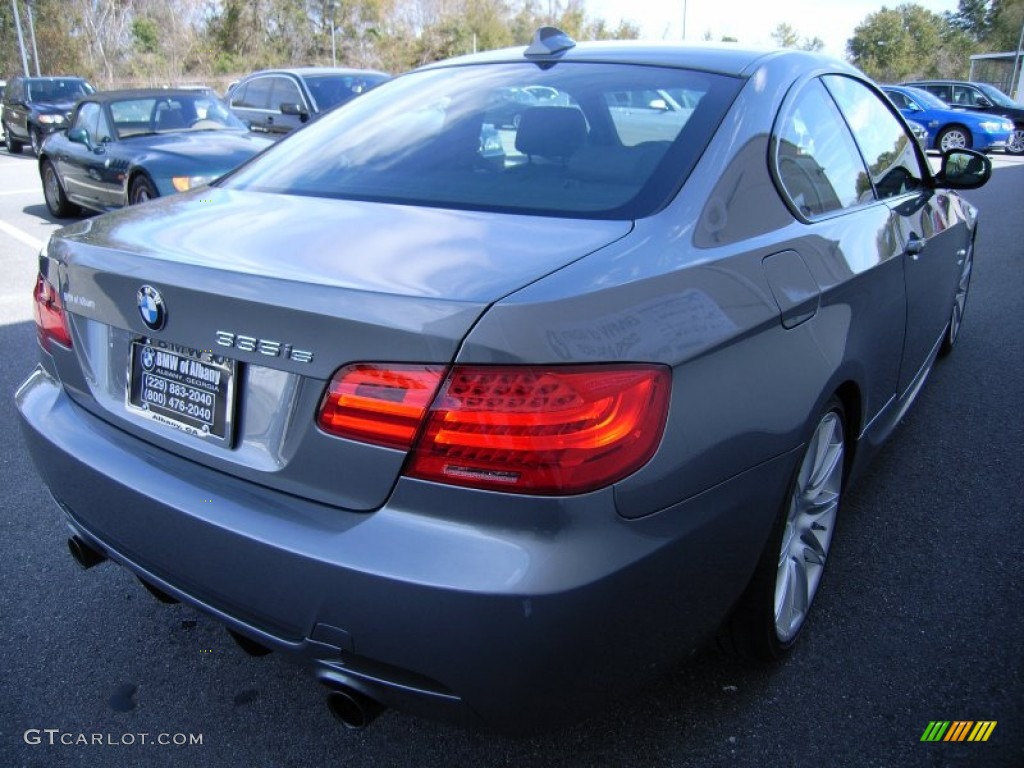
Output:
top-left (221, 62), bottom-right (742, 220)
top-left (773, 79), bottom-right (869, 217)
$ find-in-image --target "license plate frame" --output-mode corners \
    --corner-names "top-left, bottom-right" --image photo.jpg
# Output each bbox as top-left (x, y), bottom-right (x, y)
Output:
top-left (126, 340), bottom-right (237, 444)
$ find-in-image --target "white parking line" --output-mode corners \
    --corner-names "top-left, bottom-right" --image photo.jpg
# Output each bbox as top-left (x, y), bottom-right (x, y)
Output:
top-left (0, 220), bottom-right (45, 250)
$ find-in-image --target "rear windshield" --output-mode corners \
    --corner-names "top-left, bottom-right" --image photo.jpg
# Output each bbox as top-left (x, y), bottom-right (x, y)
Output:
top-left (221, 62), bottom-right (741, 219)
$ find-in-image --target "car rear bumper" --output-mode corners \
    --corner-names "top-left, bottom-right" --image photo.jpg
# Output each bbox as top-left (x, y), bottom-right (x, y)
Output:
top-left (17, 366), bottom-right (797, 730)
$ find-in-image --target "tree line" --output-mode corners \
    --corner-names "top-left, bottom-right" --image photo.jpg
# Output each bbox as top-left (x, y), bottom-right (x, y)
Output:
top-left (0, 0), bottom-right (1021, 90)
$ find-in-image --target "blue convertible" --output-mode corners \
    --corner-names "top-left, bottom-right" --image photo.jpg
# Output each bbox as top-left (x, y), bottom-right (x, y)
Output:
top-left (882, 84), bottom-right (1014, 153)
top-left (40, 88), bottom-right (272, 217)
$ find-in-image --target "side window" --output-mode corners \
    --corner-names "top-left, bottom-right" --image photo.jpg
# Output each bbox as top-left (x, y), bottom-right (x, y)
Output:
top-left (823, 75), bottom-right (924, 200)
top-left (229, 83), bottom-right (247, 107)
top-left (271, 78), bottom-right (303, 111)
top-left (73, 102), bottom-right (100, 137)
top-left (930, 84), bottom-right (952, 103)
top-left (886, 90), bottom-right (909, 109)
top-left (95, 106), bottom-right (115, 143)
top-left (950, 86), bottom-right (970, 106)
top-left (774, 79), bottom-right (869, 218)
top-left (236, 79), bottom-right (273, 110)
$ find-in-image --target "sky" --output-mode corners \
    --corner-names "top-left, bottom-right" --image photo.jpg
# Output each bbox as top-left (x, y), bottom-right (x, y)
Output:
top-left (584, 0), bottom-right (961, 60)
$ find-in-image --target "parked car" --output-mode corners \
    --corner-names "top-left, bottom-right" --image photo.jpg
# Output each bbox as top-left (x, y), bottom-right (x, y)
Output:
top-left (2, 75), bottom-right (95, 155)
top-left (882, 84), bottom-right (1014, 153)
top-left (38, 88), bottom-right (272, 216)
top-left (17, 30), bottom-right (991, 732)
top-left (487, 86), bottom-right (540, 128)
top-left (228, 67), bottom-right (389, 136)
top-left (903, 78), bottom-right (1024, 154)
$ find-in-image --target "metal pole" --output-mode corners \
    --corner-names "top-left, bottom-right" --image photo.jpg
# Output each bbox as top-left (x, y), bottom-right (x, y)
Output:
top-left (11, 0), bottom-right (30, 76)
top-left (682, 0), bottom-right (687, 40)
top-left (26, 0), bottom-right (41, 76)
top-left (1010, 20), bottom-right (1024, 101)
top-left (330, 2), bottom-right (338, 67)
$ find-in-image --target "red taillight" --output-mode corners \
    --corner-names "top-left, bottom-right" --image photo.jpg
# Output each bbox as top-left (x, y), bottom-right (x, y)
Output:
top-left (408, 365), bottom-right (670, 494)
top-left (33, 274), bottom-right (72, 350)
top-left (317, 364), bottom-right (446, 449)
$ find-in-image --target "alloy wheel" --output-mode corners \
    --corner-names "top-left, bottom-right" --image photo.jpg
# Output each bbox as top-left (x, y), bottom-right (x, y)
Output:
top-left (939, 128), bottom-right (968, 152)
top-left (1009, 128), bottom-right (1024, 155)
top-left (774, 409), bottom-right (844, 643)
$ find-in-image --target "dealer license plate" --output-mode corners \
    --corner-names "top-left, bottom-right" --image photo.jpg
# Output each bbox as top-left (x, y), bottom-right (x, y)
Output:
top-left (126, 341), bottom-right (236, 442)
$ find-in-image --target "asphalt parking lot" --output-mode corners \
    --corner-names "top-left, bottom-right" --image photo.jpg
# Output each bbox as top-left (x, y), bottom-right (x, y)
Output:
top-left (1, 150), bottom-right (1022, 768)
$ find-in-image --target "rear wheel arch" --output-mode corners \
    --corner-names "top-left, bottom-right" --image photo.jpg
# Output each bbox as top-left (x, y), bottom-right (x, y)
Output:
top-left (722, 390), bottom-right (851, 660)
top-left (832, 380), bottom-right (862, 476)
top-left (937, 123), bottom-right (972, 151)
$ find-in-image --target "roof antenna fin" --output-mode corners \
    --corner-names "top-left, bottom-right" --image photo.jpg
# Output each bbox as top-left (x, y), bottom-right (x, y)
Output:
top-left (525, 27), bottom-right (576, 58)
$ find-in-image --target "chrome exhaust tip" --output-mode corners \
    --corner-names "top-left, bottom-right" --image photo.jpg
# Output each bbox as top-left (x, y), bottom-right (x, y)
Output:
top-left (326, 687), bottom-right (386, 730)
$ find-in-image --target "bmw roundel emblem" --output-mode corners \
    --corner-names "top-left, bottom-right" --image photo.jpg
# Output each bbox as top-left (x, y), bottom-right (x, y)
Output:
top-left (137, 285), bottom-right (166, 331)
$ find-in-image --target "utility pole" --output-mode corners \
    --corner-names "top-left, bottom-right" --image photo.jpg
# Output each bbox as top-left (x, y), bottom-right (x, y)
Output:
top-left (10, 0), bottom-right (30, 76)
top-left (682, 0), bottom-right (687, 41)
top-left (1011, 20), bottom-right (1024, 101)
top-left (330, 1), bottom-right (338, 67)
top-left (27, 0), bottom-right (41, 76)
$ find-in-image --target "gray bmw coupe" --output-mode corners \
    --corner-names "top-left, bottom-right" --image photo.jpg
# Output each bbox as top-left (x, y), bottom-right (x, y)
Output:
top-left (17, 28), bottom-right (991, 731)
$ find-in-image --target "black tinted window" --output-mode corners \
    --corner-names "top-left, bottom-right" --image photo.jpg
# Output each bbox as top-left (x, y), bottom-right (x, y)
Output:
top-left (305, 74), bottom-right (388, 110)
top-left (223, 63), bottom-right (741, 220)
top-left (272, 78), bottom-right (303, 110)
top-left (235, 78), bottom-right (273, 109)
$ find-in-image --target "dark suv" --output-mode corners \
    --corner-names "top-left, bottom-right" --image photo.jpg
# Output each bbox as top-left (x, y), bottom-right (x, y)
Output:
top-left (227, 67), bottom-right (389, 136)
top-left (2, 75), bottom-right (95, 155)
top-left (903, 79), bottom-right (1024, 154)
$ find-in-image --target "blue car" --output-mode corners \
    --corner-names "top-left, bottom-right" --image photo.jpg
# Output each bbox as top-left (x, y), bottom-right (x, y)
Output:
top-left (39, 88), bottom-right (273, 217)
top-left (882, 84), bottom-right (1014, 153)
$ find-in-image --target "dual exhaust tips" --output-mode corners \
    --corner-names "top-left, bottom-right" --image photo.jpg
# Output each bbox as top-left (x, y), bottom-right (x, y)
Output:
top-left (66, 536), bottom-right (387, 729)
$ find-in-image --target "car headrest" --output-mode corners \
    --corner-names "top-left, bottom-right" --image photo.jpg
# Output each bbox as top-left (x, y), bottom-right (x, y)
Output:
top-left (514, 107), bottom-right (587, 159)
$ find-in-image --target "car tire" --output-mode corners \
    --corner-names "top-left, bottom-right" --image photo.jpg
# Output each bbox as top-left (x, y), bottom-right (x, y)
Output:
top-left (41, 159), bottom-right (80, 218)
top-left (722, 398), bottom-right (846, 661)
top-left (29, 125), bottom-right (44, 156)
top-left (129, 175), bottom-right (158, 205)
top-left (939, 236), bottom-right (974, 357)
top-left (5, 124), bottom-right (24, 154)
top-left (937, 125), bottom-right (971, 152)
top-left (1008, 127), bottom-right (1024, 155)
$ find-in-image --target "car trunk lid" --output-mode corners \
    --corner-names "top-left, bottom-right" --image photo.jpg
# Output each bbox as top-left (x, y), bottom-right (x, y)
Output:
top-left (45, 191), bottom-right (632, 510)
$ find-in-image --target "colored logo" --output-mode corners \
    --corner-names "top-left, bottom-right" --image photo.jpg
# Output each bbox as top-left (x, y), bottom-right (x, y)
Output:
top-left (920, 721), bottom-right (997, 742)
top-left (137, 285), bottom-right (166, 331)
top-left (141, 346), bottom-right (155, 370)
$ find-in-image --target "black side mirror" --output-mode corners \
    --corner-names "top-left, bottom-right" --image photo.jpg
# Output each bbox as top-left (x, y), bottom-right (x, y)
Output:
top-left (936, 148), bottom-right (991, 190)
top-left (279, 102), bottom-right (308, 119)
